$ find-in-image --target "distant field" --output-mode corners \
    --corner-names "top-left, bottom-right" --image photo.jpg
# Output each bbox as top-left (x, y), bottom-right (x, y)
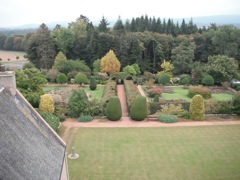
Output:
top-left (67, 126), bottom-right (240, 180)
top-left (0, 50), bottom-right (27, 62)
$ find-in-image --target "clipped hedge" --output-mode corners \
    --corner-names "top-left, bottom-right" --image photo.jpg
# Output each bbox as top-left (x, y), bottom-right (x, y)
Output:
top-left (130, 96), bottom-right (148, 121)
top-left (78, 115), bottom-right (93, 122)
top-left (189, 94), bottom-right (205, 121)
top-left (202, 75), bottom-right (214, 86)
top-left (157, 114), bottom-right (178, 123)
top-left (188, 86), bottom-right (211, 99)
top-left (102, 79), bottom-right (117, 102)
top-left (158, 74), bottom-right (170, 85)
top-left (124, 79), bottom-right (141, 109)
top-left (89, 76), bottom-right (97, 90)
top-left (106, 96), bottom-right (122, 121)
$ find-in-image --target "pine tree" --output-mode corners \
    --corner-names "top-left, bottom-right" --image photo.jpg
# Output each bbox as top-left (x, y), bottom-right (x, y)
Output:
top-left (98, 16), bottom-right (109, 32)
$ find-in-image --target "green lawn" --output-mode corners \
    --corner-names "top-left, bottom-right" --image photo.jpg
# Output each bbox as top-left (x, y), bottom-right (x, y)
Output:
top-left (67, 126), bottom-right (240, 180)
top-left (161, 87), bottom-right (232, 102)
top-left (42, 86), bottom-right (69, 92)
top-left (83, 86), bottom-right (104, 101)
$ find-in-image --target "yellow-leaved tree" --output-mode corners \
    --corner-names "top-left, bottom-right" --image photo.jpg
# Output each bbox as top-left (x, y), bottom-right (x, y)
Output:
top-left (158, 60), bottom-right (174, 77)
top-left (39, 94), bottom-right (55, 114)
top-left (100, 50), bottom-right (121, 73)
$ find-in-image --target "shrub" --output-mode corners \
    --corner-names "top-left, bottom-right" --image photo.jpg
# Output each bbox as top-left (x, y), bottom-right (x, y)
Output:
top-left (188, 86), bottom-right (211, 99)
top-left (68, 89), bottom-right (90, 117)
top-left (153, 95), bottom-right (160, 102)
top-left (102, 79), bottom-right (117, 102)
top-left (130, 96), bottom-right (148, 121)
top-left (204, 99), bottom-right (221, 114)
top-left (157, 114), bottom-right (178, 123)
top-left (46, 69), bottom-right (58, 83)
top-left (202, 75), bottom-right (214, 86)
top-left (180, 74), bottom-right (191, 84)
top-left (158, 74), bottom-right (170, 85)
top-left (148, 102), bottom-right (160, 114)
top-left (78, 115), bottom-right (93, 122)
top-left (181, 110), bottom-right (190, 119)
top-left (189, 94), bottom-right (205, 120)
top-left (67, 71), bottom-right (78, 81)
top-left (124, 79), bottom-right (141, 109)
top-left (106, 96), bottom-right (122, 121)
top-left (148, 87), bottom-right (162, 98)
top-left (16, 56), bottom-right (19, 60)
top-left (23, 62), bottom-right (35, 69)
top-left (89, 76), bottom-right (97, 90)
top-left (85, 100), bottom-right (106, 116)
top-left (75, 73), bottom-right (89, 84)
top-left (158, 104), bottom-right (184, 116)
top-left (57, 73), bottom-right (68, 84)
top-left (232, 92), bottom-right (240, 115)
top-left (181, 77), bottom-right (190, 85)
top-left (39, 94), bottom-right (55, 114)
top-left (40, 112), bottom-right (60, 132)
top-left (125, 75), bottom-right (133, 80)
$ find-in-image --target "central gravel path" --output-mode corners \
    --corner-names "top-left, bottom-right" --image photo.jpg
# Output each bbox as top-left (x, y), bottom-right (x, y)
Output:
top-left (117, 85), bottom-right (128, 117)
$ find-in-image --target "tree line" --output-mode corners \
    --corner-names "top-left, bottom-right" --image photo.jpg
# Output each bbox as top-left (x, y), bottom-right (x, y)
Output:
top-left (0, 15), bottom-right (240, 74)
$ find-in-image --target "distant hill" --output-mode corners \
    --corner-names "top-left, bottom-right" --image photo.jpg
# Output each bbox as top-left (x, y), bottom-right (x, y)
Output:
top-left (0, 14), bottom-right (239, 30)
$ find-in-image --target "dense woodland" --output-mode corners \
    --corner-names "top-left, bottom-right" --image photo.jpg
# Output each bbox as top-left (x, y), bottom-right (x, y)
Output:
top-left (0, 15), bottom-right (240, 75)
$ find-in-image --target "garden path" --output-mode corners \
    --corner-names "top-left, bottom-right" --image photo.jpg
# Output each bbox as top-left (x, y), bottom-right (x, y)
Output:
top-left (117, 85), bottom-right (128, 117)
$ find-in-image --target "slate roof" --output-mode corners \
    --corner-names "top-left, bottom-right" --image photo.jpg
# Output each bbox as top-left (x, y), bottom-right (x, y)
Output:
top-left (0, 88), bottom-right (66, 180)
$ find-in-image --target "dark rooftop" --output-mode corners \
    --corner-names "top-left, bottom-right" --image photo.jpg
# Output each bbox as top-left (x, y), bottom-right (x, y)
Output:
top-left (0, 88), bottom-right (66, 180)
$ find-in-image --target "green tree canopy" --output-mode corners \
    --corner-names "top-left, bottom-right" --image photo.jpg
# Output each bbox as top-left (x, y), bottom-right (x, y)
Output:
top-left (204, 55), bottom-right (239, 84)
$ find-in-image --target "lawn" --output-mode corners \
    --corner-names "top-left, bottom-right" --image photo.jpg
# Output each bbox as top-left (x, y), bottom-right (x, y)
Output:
top-left (67, 126), bottom-right (240, 180)
top-left (161, 87), bottom-right (232, 102)
top-left (42, 85), bottom-right (105, 101)
top-left (82, 86), bottom-right (104, 101)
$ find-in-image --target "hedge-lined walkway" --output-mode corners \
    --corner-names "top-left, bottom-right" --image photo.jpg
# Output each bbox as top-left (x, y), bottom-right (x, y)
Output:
top-left (117, 85), bottom-right (128, 117)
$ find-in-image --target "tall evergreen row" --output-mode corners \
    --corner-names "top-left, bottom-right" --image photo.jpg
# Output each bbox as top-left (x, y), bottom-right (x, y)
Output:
top-left (0, 15), bottom-right (240, 74)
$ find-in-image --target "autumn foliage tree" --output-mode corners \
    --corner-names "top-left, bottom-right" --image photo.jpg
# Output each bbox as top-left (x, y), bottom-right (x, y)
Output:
top-left (39, 94), bottom-right (55, 114)
top-left (100, 50), bottom-right (121, 74)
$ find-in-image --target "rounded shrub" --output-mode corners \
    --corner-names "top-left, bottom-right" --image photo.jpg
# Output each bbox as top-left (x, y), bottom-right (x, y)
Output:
top-left (130, 96), bottom-right (148, 121)
top-left (232, 91), bottom-right (240, 115)
top-left (75, 73), bottom-right (89, 84)
top-left (157, 114), bottom-right (178, 123)
top-left (89, 76), bottom-right (97, 90)
top-left (188, 86), bottom-right (211, 99)
top-left (106, 96), bottom-right (122, 121)
top-left (181, 77), bottom-right (190, 85)
top-left (189, 94), bottom-right (205, 121)
top-left (56, 73), bottom-right (68, 84)
top-left (39, 94), bottom-right (55, 114)
top-left (158, 74), bottom-right (170, 85)
top-left (78, 115), bottom-right (93, 122)
top-left (202, 75), bottom-right (214, 86)
top-left (180, 74), bottom-right (191, 84)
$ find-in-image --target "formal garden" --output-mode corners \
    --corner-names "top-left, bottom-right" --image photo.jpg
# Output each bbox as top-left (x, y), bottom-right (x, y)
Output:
top-left (1, 19), bottom-right (239, 179)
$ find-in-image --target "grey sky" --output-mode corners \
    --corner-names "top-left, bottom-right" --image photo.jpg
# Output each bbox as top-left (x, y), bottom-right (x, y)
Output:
top-left (0, 0), bottom-right (240, 27)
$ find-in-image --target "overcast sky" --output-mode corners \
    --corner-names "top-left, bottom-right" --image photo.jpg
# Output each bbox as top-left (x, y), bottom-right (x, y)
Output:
top-left (0, 0), bottom-right (240, 27)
